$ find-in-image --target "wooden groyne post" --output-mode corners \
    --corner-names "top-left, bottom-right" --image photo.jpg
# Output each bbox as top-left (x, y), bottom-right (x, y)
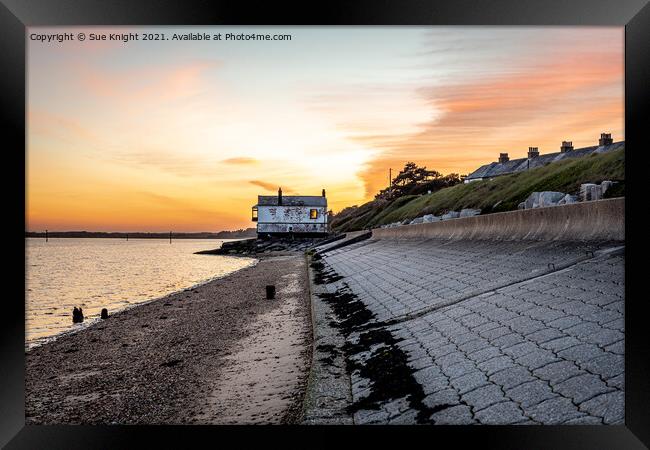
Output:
top-left (45, 229), bottom-right (48, 242)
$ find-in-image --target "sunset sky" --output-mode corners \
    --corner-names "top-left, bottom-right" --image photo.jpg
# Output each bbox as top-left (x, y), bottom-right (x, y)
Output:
top-left (27, 27), bottom-right (624, 232)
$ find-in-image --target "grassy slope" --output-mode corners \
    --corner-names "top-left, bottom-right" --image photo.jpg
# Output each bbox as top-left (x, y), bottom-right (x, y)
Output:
top-left (332, 148), bottom-right (624, 232)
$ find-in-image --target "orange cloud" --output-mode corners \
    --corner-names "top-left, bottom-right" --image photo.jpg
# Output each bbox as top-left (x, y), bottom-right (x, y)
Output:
top-left (249, 180), bottom-right (296, 194)
top-left (109, 149), bottom-right (220, 178)
top-left (74, 59), bottom-right (220, 104)
top-left (28, 109), bottom-right (99, 144)
top-left (350, 41), bottom-right (623, 198)
top-left (222, 157), bottom-right (260, 165)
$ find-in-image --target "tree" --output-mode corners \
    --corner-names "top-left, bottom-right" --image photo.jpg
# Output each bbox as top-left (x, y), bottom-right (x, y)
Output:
top-left (391, 162), bottom-right (441, 188)
top-left (375, 162), bottom-right (455, 200)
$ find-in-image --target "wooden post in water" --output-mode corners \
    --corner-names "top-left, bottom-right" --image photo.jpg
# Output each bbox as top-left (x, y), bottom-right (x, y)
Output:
top-left (45, 229), bottom-right (48, 243)
top-left (169, 231), bottom-right (172, 244)
top-left (126, 233), bottom-right (129, 241)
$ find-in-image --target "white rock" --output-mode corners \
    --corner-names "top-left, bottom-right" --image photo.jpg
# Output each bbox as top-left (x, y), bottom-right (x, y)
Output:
top-left (524, 192), bottom-right (541, 209)
top-left (423, 214), bottom-right (441, 223)
top-left (558, 194), bottom-right (579, 205)
top-left (538, 191), bottom-right (566, 207)
top-left (459, 208), bottom-right (481, 217)
top-left (580, 184), bottom-right (602, 202)
top-left (601, 180), bottom-right (616, 196)
top-left (441, 211), bottom-right (460, 220)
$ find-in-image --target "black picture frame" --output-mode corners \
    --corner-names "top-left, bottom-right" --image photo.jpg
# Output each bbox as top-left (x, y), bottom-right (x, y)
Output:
top-left (2, 0), bottom-right (648, 448)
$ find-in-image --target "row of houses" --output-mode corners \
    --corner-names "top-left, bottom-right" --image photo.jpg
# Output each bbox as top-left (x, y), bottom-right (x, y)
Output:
top-left (465, 133), bottom-right (623, 182)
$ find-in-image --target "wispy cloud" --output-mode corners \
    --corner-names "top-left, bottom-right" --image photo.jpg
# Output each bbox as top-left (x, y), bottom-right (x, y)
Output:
top-left (108, 149), bottom-right (221, 178)
top-left (249, 180), bottom-right (297, 194)
top-left (222, 157), bottom-right (260, 165)
top-left (314, 29), bottom-right (624, 198)
top-left (74, 59), bottom-right (220, 105)
top-left (28, 109), bottom-right (99, 144)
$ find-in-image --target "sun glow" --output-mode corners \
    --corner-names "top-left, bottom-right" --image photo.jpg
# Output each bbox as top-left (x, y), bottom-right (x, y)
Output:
top-left (27, 26), bottom-right (623, 231)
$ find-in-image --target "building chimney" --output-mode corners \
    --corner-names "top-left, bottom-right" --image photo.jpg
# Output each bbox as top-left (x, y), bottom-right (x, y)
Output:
top-left (560, 141), bottom-right (573, 153)
top-left (278, 187), bottom-right (283, 205)
top-left (527, 147), bottom-right (539, 158)
top-left (322, 188), bottom-right (326, 197)
top-left (498, 153), bottom-right (509, 163)
top-left (599, 133), bottom-right (613, 146)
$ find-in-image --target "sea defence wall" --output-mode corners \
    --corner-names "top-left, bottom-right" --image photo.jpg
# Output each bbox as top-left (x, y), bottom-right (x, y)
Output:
top-left (371, 198), bottom-right (624, 242)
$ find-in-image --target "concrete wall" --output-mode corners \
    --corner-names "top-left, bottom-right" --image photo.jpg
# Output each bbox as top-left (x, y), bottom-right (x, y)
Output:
top-left (371, 198), bottom-right (624, 242)
top-left (258, 223), bottom-right (328, 234)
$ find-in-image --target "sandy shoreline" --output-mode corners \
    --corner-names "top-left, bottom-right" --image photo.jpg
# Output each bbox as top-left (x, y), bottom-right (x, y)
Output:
top-left (26, 257), bottom-right (258, 350)
top-left (25, 253), bottom-right (313, 425)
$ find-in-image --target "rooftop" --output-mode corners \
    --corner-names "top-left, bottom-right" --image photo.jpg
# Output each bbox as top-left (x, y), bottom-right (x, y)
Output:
top-left (257, 195), bottom-right (327, 207)
top-left (466, 141), bottom-right (624, 181)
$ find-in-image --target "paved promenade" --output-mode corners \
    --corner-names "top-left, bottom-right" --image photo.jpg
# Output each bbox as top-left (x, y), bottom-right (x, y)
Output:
top-left (308, 237), bottom-right (624, 425)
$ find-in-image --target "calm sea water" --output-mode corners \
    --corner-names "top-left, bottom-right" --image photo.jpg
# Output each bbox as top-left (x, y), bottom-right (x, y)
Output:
top-left (25, 238), bottom-right (256, 347)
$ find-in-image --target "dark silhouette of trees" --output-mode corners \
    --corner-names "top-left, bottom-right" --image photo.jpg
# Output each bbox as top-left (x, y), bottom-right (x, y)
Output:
top-left (375, 162), bottom-right (464, 200)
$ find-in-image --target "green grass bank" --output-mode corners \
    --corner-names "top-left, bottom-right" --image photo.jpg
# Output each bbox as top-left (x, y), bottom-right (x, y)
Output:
top-left (331, 147), bottom-right (624, 232)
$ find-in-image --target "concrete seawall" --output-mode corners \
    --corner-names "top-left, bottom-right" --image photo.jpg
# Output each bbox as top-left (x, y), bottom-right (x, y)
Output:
top-left (371, 198), bottom-right (624, 242)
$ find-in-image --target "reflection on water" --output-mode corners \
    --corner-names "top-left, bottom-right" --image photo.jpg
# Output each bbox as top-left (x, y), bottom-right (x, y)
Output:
top-left (25, 238), bottom-right (255, 347)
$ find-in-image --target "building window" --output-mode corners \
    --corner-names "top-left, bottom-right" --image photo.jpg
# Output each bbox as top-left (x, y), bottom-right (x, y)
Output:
top-left (252, 206), bottom-right (258, 222)
top-left (310, 209), bottom-right (318, 219)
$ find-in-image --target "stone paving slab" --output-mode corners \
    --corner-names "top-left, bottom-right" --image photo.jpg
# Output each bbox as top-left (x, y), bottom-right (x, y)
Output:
top-left (314, 238), bottom-right (624, 425)
top-left (324, 239), bottom-right (618, 324)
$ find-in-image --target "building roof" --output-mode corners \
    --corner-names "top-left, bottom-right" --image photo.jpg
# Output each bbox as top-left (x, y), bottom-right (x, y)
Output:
top-left (257, 195), bottom-right (327, 207)
top-left (466, 141), bottom-right (624, 181)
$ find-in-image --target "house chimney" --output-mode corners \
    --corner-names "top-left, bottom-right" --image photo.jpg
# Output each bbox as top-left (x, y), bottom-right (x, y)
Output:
top-left (322, 188), bottom-right (326, 197)
top-left (527, 147), bottom-right (539, 158)
top-left (560, 141), bottom-right (573, 153)
top-left (278, 187), bottom-right (283, 205)
top-left (498, 153), bottom-right (509, 163)
top-left (599, 133), bottom-right (613, 146)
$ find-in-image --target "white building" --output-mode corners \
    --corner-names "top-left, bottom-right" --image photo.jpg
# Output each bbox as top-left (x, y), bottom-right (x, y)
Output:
top-left (252, 188), bottom-right (328, 236)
